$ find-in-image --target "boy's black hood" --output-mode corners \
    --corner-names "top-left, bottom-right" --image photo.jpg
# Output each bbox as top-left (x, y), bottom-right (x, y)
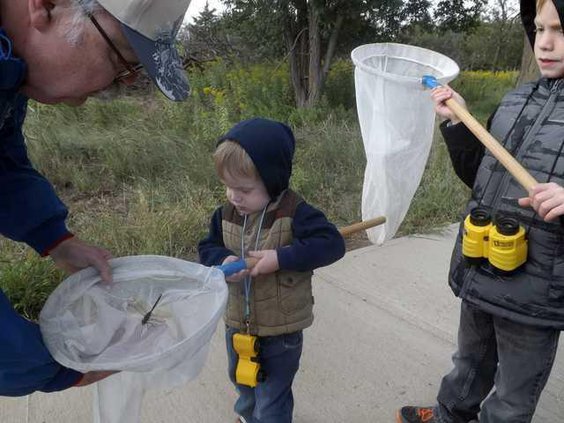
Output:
top-left (522, 0), bottom-right (564, 47)
top-left (218, 118), bottom-right (295, 200)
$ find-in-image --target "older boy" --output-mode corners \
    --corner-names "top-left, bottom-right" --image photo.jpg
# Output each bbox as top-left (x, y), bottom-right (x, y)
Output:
top-left (398, 0), bottom-right (564, 421)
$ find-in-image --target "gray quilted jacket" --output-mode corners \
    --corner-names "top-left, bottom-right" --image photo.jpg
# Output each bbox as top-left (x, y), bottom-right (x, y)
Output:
top-left (444, 77), bottom-right (564, 328)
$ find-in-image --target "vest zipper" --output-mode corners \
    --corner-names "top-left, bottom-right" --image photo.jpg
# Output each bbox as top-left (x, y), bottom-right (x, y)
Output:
top-left (240, 205), bottom-right (269, 333)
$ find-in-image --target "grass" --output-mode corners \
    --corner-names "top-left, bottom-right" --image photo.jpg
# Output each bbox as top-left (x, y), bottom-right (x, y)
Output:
top-left (0, 66), bottom-right (518, 319)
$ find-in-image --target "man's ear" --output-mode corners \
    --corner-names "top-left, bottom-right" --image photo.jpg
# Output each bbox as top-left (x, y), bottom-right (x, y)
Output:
top-left (28, 0), bottom-right (55, 31)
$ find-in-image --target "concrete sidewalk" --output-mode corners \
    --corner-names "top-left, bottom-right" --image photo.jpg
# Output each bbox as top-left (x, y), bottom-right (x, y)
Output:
top-left (2, 224), bottom-right (564, 422)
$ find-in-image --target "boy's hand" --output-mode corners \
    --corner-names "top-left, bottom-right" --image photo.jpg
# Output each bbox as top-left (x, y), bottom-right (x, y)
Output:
top-left (247, 250), bottom-right (279, 277)
top-left (430, 86), bottom-right (466, 125)
top-left (519, 182), bottom-right (564, 221)
top-left (222, 255), bottom-right (249, 283)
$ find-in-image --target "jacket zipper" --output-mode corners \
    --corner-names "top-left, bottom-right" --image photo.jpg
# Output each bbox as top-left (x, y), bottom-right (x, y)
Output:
top-left (492, 79), bottom-right (561, 211)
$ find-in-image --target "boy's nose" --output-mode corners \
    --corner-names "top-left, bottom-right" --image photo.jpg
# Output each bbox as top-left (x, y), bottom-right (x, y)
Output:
top-left (538, 33), bottom-right (554, 50)
top-left (228, 191), bottom-right (240, 203)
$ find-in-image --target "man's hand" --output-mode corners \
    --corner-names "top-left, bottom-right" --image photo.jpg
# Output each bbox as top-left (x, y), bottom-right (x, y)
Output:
top-left (247, 250), bottom-right (279, 277)
top-left (75, 371), bottom-right (117, 387)
top-left (49, 237), bottom-right (113, 282)
top-left (222, 255), bottom-right (249, 283)
top-left (519, 182), bottom-right (564, 221)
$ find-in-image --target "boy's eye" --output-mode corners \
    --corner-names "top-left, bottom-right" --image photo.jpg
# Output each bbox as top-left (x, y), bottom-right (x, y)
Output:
top-left (534, 26), bottom-right (564, 35)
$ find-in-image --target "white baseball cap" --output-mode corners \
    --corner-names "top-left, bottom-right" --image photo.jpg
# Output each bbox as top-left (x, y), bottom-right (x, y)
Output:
top-left (98, 0), bottom-right (192, 101)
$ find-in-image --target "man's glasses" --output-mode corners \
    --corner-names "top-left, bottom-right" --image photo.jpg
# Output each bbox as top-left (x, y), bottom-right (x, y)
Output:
top-left (88, 13), bottom-right (143, 82)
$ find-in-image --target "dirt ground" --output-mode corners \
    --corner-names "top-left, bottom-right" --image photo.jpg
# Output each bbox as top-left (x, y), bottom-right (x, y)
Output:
top-left (344, 231), bottom-right (372, 251)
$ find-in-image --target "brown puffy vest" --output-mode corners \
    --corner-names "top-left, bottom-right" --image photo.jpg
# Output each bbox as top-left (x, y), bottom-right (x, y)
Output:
top-left (222, 190), bottom-right (314, 336)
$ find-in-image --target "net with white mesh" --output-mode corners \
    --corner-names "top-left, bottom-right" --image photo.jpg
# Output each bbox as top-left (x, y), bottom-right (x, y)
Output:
top-left (351, 43), bottom-right (459, 244)
top-left (39, 255), bottom-right (228, 423)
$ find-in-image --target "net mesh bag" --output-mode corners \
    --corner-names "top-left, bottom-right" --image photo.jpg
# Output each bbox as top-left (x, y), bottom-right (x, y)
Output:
top-left (39, 255), bottom-right (228, 423)
top-left (351, 43), bottom-right (459, 244)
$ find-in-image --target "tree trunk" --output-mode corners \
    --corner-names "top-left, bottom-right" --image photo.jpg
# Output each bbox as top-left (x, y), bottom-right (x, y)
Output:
top-left (284, 1), bottom-right (309, 108)
top-left (516, 34), bottom-right (539, 86)
top-left (304, 5), bottom-right (343, 108)
top-left (285, 27), bottom-right (307, 108)
top-left (285, 0), bottom-right (343, 108)
top-left (305, 2), bottom-right (321, 108)
top-left (320, 14), bottom-right (344, 92)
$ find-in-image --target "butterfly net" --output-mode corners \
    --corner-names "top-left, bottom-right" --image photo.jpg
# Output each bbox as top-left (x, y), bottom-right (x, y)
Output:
top-left (39, 255), bottom-right (228, 423)
top-left (351, 43), bottom-right (459, 244)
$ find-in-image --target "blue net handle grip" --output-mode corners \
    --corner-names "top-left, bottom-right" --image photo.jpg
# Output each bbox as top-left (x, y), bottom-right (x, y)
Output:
top-left (217, 259), bottom-right (248, 276)
top-left (421, 75), bottom-right (441, 89)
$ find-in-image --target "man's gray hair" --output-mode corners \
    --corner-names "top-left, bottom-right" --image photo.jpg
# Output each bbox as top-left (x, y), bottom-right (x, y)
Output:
top-left (65, 0), bottom-right (101, 45)
top-left (67, 0), bottom-right (125, 101)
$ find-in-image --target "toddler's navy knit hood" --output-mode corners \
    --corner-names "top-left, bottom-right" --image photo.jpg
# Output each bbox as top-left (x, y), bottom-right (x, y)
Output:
top-left (218, 118), bottom-right (295, 199)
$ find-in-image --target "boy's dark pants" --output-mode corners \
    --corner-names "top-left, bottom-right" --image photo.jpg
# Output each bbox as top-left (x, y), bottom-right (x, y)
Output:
top-left (436, 301), bottom-right (560, 423)
top-left (226, 326), bottom-right (303, 423)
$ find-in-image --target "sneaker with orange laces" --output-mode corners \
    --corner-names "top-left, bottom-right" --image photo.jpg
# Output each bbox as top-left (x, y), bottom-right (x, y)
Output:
top-left (396, 406), bottom-right (438, 423)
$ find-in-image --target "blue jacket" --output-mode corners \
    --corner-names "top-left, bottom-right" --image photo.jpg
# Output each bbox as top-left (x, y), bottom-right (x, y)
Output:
top-left (0, 29), bottom-right (81, 396)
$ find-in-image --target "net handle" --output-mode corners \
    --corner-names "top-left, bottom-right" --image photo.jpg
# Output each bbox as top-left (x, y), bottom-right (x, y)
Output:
top-left (422, 75), bottom-right (538, 192)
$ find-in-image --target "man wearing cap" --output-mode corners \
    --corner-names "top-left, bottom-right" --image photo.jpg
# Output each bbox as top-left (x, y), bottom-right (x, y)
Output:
top-left (0, 0), bottom-right (191, 396)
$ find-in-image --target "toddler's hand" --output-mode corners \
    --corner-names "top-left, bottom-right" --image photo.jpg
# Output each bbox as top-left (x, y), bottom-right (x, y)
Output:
top-left (430, 86), bottom-right (466, 125)
top-left (222, 255), bottom-right (249, 283)
top-left (518, 182), bottom-right (564, 221)
top-left (247, 250), bottom-right (279, 277)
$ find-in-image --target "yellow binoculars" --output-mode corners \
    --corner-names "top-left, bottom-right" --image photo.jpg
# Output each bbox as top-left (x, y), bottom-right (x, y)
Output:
top-left (463, 207), bottom-right (527, 273)
top-left (233, 332), bottom-right (266, 387)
